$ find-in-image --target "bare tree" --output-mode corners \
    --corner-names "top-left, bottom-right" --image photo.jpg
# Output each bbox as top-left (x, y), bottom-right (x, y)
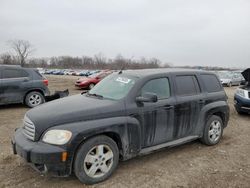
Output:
top-left (0, 53), bottom-right (13, 64)
top-left (8, 39), bottom-right (34, 67)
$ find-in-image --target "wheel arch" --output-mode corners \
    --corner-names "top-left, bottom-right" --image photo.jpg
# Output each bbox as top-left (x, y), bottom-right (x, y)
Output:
top-left (197, 101), bottom-right (229, 136)
top-left (23, 89), bottom-right (45, 104)
top-left (68, 117), bottom-right (141, 175)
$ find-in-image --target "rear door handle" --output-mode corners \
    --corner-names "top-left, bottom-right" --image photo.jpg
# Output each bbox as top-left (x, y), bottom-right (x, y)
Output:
top-left (163, 105), bottom-right (174, 110)
top-left (199, 100), bottom-right (205, 104)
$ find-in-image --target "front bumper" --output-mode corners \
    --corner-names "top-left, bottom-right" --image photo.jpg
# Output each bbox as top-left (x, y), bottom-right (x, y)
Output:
top-left (234, 94), bottom-right (250, 113)
top-left (44, 87), bottom-right (50, 96)
top-left (12, 128), bottom-right (72, 177)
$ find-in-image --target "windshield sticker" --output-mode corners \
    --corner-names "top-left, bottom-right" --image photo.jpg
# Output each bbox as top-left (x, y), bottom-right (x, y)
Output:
top-left (116, 77), bottom-right (131, 84)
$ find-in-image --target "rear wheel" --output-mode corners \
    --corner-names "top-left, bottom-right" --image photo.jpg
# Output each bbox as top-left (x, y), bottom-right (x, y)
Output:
top-left (74, 135), bottom-right (119, 185)
top-left (25, 91), bottom-right (45, 108)
top-left (200, 115), bottom-right (223, 146)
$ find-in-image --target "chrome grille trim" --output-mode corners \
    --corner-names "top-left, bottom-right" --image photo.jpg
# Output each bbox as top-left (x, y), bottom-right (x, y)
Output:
top-left (22, 115), bottom-right (35, 141)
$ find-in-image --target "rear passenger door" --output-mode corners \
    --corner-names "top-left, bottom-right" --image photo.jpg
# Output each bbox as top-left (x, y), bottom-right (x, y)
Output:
top-left (1, 68), bottom-right (30, 104)
top-left (174, 75), bottom-right (205, 138)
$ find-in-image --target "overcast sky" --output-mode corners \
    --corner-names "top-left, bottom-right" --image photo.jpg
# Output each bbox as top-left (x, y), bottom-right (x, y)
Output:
top-left (0, 0), bottom-right (249, 68)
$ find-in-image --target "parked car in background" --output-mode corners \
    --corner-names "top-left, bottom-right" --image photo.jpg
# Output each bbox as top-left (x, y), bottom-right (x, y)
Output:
top-left (64, 70), bottom-right (76, 75)
top-left (0, 65), bottom-right (50, 107)
top-left (232, 71), bottom-right (246, 85)
top-left (78, 70), bottom-right (89, 76)
top-left (234, 68), bottom-right (250, 114)
top-left (12, 68), bottom-right (229, 184)
top-left (217, 71), bottom-right (241, 87)
top-left (75, 70), bottom-right (112, 89)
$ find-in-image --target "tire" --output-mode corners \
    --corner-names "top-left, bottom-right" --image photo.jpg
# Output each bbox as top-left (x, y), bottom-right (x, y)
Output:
top-left (74, 135), bottom-right (119, 185)
top-left (200, 115), bottom-right (223, 146)
top-left (89, 83), bottom-right (95, 90)
top-left (25, 91), bottom-right (45, 108)
top-left (235, 107), bottom-right (244, 115)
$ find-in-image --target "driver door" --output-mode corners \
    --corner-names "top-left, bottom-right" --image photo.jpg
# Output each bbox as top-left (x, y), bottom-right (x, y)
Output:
top-left (135, 77), bottom-right (176, 147)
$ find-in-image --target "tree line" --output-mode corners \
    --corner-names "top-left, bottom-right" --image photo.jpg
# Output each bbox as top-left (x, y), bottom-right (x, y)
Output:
top-left (0, 53), bottom-right (169, 70)
top-left (0, 39), bottom-right (169, 70)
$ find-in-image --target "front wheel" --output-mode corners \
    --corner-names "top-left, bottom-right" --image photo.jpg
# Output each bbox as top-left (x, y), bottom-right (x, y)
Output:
top-left (89, 83), bottom-right (95, 90)
top-left (74, 135), bottom-right (119, 185)
top-left (200, 115), bottom-right (223, 146)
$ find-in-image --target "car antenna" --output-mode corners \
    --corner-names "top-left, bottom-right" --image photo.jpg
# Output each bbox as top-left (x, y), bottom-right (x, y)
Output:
top-left (118, 66), bottom-right (125, 74)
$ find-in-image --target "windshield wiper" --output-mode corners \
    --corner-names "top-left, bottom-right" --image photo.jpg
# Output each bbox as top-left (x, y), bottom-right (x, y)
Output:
top-left (86, 92), bottom-right (103, 98)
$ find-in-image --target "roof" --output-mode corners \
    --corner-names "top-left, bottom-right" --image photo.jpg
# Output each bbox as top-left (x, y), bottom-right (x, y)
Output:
top-left (0, 64), bottom-right (21, 68)
top-left (122, 68), bottom-right (210, 78)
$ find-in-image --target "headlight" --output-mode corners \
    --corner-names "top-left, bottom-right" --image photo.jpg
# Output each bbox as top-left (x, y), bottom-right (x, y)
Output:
top-left (42, 130), bottom-right (72, 145)
top-left (236, 89), bottom-right (247, 98)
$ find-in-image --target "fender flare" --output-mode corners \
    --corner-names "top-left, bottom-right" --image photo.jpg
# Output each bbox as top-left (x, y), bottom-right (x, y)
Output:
top-left (196, 101), bottom-right (229, 136)
top-left (54, 116), bottom-right (141, 173)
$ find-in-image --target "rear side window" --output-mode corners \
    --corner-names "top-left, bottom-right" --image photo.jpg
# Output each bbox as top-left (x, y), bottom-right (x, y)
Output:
top-left (175, 75), bottom-right (200, 96)
top-left (141, 78), bottom-right (170, 99)
top-left (3, 69), bottom-right (28, 78)
top-left (201, 74), bottom-right (222, 93)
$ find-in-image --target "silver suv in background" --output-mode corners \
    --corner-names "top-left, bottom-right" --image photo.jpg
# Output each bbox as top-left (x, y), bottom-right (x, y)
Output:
top-left (217, 71), bottom-right (242, 87)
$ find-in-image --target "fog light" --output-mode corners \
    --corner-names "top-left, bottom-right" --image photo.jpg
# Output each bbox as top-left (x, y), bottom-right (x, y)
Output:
top-left (62, 152), bottom-right (68, 162)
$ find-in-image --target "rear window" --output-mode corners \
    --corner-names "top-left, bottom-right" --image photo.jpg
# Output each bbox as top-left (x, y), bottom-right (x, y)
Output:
top-left (34, 69), bottom-right (45, 78)
top-left (175, 75), bottom-right (200, 96)
top-left (201, 74), bottom-right (222, 93)
top-left (3, 69), bottom-right (28, 79)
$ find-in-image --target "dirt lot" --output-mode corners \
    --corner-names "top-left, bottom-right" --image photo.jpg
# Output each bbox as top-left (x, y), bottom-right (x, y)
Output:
top-left (0, 75), bottom-right (250, 188)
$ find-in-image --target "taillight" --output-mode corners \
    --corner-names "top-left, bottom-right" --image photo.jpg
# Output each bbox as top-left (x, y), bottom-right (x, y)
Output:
top-left (43, 79), bottom-right (48, 86)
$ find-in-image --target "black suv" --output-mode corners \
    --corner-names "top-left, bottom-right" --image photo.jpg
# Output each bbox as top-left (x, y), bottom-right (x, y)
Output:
top-left (0, 65), bottom-right (49, 107)
top-left (12, 69), bottom-right (229, 184)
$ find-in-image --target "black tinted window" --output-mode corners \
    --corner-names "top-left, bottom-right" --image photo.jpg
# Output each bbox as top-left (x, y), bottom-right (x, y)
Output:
top-left (141, 78), bottom-right (170, 99)
top-left (175, 75), bottom-right (200, 96)
top-left (3, 69), bottom-right (28, 78)
top-left (201, 74), bottom-right (222, 93)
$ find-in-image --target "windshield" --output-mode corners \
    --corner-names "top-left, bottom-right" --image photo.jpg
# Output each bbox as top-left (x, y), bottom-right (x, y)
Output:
top-left (88, 73), bottom-right (99, 78)
top-left (88, 74), bottom-right (138, 100)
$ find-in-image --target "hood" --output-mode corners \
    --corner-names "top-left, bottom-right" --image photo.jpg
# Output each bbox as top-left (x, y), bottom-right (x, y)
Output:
top-left (26, 94), bottom-right (125, 140)
top-left (242, 68), bottom-right (250, 85)
top-left (220, 78), bottom-right (231, 82)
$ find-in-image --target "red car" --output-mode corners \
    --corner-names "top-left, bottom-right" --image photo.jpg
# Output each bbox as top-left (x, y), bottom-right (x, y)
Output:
top-left (75, 70), bottom-right (112, 89)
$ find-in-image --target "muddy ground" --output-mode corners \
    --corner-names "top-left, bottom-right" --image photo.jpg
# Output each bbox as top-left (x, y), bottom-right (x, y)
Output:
top-left (0, 75), bottom-right (250, 188)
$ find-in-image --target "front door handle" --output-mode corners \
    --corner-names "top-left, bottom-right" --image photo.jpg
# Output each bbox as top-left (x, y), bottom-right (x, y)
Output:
top-left (163, 105), bottom-right (174, 110)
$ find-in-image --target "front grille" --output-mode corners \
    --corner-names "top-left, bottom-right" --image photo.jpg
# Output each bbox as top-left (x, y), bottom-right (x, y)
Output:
top-left (22, 115), bottom-right (35, 141)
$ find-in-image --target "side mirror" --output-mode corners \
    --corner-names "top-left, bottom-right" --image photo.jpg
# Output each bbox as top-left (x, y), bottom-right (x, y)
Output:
top-left (136, 92), bottom-right (158, 103)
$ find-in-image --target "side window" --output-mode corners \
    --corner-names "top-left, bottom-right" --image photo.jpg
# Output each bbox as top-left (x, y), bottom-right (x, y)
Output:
top-left (201, 74), bottom-right (222, 93)
top-left (175, 75), bottom-right (200, 96)
top-left (3, 69), bottom-right (28, 79)
top-left (141, 78), bottom-right (170, 99)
